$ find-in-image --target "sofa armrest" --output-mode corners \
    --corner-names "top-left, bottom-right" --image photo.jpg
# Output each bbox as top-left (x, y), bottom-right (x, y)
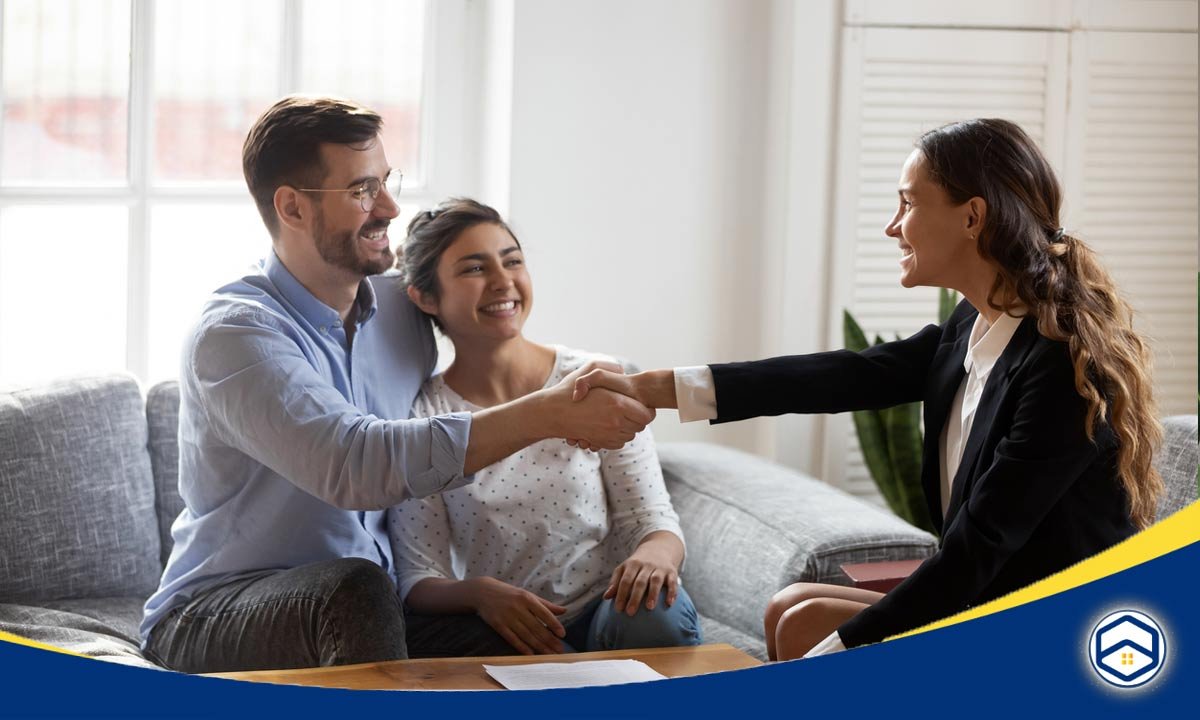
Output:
top-left (658, 441), bottom-right (937, 640)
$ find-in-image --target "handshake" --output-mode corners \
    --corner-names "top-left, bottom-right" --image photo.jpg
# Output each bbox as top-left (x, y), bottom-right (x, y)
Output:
top-left (546, 361), bottom-right (680, 451)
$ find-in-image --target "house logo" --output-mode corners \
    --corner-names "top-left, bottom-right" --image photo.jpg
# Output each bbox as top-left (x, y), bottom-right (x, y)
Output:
top-left (1088, 610), bottom-right (1166, 688)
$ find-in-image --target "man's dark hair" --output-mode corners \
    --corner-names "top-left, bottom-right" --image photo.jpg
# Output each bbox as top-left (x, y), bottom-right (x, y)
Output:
top-left (242, 95), bottom-right (383, 238)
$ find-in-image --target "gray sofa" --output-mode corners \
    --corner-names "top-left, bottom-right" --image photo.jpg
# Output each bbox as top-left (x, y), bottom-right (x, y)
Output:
top-left (1, 375), bottom-right (1196, 668)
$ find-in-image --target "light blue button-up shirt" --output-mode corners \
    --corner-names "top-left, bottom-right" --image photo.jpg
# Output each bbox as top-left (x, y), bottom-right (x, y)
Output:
top-left (140, 252), bottom-right (473, 643)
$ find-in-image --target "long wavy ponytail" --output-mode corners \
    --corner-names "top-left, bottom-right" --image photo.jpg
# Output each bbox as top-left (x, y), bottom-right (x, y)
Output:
top-left (917, 119), bottom-right (1164, 529)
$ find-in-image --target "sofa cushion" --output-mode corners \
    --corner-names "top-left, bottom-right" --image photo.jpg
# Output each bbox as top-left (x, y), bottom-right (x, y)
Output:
top-left (0, 599), bottom-right (157, 668)
top-left (659, 442), bottom-right (937, 640)
top-left (0, 375), bottom-right (161, 602)
top-left (146, 381), bottom-right (184, 568)
top-left (38, 595), bottom-right (145, 643)
top-left (698, 615), bottom-right (766, 661)
top-left (1155, 415), bottom-right (1198, 522)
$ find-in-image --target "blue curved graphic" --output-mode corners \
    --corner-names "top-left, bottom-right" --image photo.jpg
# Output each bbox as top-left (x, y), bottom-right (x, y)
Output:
top-left (1, 541), bottom-right (1195, 717)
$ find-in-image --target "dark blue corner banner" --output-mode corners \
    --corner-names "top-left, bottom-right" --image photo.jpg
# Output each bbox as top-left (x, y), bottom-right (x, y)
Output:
top-left (1, 541), bottom-right (1194, 719)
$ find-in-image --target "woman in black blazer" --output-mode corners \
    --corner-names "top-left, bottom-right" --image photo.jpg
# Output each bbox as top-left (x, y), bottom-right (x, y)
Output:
top-left (571, 118), bottom-right (1165, 660)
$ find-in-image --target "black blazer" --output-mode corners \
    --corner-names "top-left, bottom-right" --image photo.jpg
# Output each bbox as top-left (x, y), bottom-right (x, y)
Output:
top-left (710, 300), bottom-right (1135, 648)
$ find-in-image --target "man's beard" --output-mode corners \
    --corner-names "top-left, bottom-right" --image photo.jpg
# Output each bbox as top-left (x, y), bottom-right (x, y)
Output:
top-left (313, 209), bottom-right (395, 276)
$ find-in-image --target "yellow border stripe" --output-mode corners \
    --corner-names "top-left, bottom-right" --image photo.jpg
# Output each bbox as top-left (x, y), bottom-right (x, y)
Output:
top-left (0, 629), bottom-right (86, 657)
top-left (893, 500), bottom-right (1200, 640)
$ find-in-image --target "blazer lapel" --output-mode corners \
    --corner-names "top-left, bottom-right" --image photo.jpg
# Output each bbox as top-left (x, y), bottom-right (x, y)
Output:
top-left (921, 315), bottom-right (973, 535)
top-left (941, 315), bottom-right (1040, 524)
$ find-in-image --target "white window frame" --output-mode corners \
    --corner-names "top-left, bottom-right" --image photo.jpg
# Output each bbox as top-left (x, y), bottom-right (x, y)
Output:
top-left (0, 0), bottom-right (480, 383)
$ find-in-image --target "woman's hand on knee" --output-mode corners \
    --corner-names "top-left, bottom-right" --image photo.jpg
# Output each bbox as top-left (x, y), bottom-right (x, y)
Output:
top-left (605, 549), bottom-right (680, 616)
top-left (464, 577), bottom-right (567, 655)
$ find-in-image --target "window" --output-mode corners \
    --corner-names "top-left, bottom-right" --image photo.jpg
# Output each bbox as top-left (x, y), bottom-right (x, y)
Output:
top-left (0, 0), bottom-right (472, 387)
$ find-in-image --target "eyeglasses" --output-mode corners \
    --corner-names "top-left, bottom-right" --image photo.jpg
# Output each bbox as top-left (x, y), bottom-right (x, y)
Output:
top-left (296, 169), bottom-right (403, 212)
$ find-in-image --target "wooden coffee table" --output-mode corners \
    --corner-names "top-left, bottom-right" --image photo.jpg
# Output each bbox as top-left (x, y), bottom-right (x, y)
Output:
top-left (207, 643), bottom-right (762, 690)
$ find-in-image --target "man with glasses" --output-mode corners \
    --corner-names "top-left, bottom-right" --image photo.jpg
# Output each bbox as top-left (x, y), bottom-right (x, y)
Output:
top-left (140, 96), bottom-right (655, 674)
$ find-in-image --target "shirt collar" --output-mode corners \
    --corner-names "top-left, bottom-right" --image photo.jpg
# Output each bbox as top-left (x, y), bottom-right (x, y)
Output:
top-left (354, 278), bottom-right (378, 325)
top-left (964, 309), bottom-right (1024, 377)
top-left (264, 251), bottom-right (379, 329)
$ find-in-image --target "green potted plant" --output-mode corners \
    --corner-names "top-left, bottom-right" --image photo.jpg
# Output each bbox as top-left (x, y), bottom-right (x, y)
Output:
top-left (842, 288), bottom-right (959, 536)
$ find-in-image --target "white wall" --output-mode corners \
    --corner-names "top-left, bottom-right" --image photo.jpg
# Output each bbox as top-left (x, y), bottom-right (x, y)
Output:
top-left (481, 0), bottom-right (1197, 485)
top-left (492, 0), bottom-right (839, 461)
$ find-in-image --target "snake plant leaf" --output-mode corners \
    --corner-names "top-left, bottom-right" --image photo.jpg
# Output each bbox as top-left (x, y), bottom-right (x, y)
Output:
top-left (852, 408), bottom-right (900, 511)
top-left (844, 311), bottom-right (869, 353)
top-left (843, 297), bottom-right (948, 538)
top-left (884, 401), bottom-right (936, 535)
top-left (844, 311), bottom-right (900, 509)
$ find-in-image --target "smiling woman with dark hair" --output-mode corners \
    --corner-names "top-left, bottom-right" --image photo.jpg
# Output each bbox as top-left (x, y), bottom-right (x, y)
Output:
top-left (573, 118), bottom-right (1164, 661)
top-left (387, 198), bottom-right (703, 657)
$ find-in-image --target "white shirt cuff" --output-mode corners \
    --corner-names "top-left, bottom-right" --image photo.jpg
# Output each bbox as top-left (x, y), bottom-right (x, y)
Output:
top-left (673, 366), bottom-right (718, 423)
top-left (803, 631), bottom-right (846, 658)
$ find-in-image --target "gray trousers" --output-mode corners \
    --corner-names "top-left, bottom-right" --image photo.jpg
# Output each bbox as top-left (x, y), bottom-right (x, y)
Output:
top-left (144, 558), bottom-right (515, 674)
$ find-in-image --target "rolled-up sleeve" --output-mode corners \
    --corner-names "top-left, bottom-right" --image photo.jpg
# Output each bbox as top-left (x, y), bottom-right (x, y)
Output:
top-left (400, 414), bottom-right (474, 498)
top-left (191, 308), bottom-right (472, 510)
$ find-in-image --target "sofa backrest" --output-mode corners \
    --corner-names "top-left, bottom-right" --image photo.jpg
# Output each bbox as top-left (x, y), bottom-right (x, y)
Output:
top-left (0, 375), bottom-right (162, 602)
top-left (146, 381), bottom-right (184, 568)
top-left (4, 375), bottom-right (1193, 602)
top-left (1154, 415), bottom-right (1199, 521)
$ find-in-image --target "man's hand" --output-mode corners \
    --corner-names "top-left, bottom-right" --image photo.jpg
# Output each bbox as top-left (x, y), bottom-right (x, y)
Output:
top-left (604, 531), bottom-right (683, 616)
top-left (572, 368), bottom-right (677, 408)
top-left (564, 367), bottom-right (676, 450)
top-left (464, 577), bottom-right (567, 655)
top-left (546, 361), bottom-right (655, 451)
top-left (464, 361), bottom-right (654, 471)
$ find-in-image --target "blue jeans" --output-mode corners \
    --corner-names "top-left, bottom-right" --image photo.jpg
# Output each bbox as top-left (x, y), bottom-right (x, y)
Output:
top-left (563, 585), bottom-right (703, 652)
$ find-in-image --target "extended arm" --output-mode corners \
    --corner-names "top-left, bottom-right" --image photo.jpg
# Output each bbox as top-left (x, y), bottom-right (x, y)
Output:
top-left (193, 311), bottom-right (473, 510)
top-left (573, 321), bottom-right (948, 423)
top-left (195, 313), bottom-right (653, 508)
top-left (706, 321), bottom-right (944, 423)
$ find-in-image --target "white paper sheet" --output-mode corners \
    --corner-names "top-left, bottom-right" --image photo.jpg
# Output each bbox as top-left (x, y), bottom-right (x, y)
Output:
top-left (483, 659), bottom-right (667, 690)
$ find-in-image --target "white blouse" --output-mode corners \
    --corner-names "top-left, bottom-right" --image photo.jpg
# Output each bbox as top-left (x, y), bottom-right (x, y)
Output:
top-left (389, 345), bottom-right (685, 624)
top-left (937, 310), bottom-right (1023, 516)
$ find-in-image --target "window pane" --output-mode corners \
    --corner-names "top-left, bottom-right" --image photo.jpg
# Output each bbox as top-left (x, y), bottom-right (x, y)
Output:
top-left (146, 203), bottom-right (421, 382)
top-left (299, 0), bottom-right (426, 186)
top-left (153, 0), bottom-right (283, 183)
top-left (0, 206), bottom-right (127, 387)
top-left (1, 0), bottom-right (131, 185)
top-left (146, 203), bottom-right (269, 382)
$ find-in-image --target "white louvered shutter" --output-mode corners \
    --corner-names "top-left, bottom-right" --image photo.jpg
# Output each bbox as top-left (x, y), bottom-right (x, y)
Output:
top-left (826, 27), bottom-right (1069, 503)
top-left (1063, 31), bottom-right (1198, 417)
